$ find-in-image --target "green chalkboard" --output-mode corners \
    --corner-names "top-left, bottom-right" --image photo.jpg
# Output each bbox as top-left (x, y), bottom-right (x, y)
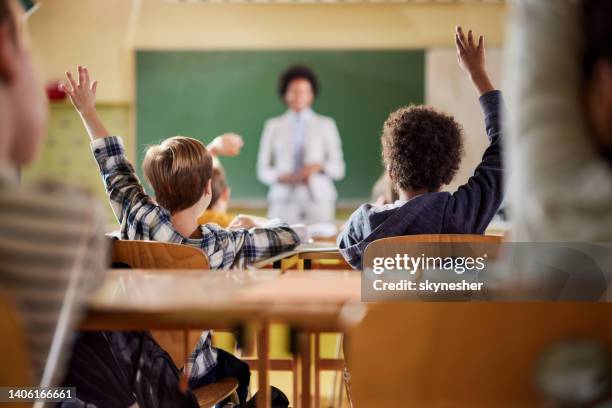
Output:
top-left (136, 50), bottom-right (424, 201)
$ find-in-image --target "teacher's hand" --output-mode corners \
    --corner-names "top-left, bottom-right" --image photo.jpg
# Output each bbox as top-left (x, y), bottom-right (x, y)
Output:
top-left (295, 163), bottom-right (323, 182)
top-left (278, 173), bottom-right (300, 184)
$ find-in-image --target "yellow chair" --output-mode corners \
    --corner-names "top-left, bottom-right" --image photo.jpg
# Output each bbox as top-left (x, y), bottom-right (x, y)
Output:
top-left (109, 239), bottom-right (238, 407)
top-left (346, 302), bottom-right (612, 407)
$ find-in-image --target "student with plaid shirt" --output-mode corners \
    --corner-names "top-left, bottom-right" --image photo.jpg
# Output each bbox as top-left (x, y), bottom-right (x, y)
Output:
top-left (60, 66), bottom-right (299, 407)
top-left (92, 134), bottom-right (298, 269)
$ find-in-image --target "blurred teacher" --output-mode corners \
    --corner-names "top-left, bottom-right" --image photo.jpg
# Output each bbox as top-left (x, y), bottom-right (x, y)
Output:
top-left (257, 65), bottom-right (345, 224)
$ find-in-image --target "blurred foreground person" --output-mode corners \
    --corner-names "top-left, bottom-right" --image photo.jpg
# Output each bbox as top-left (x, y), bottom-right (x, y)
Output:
top-left (0, 0), bottom-right (106, 387)
top-left (507, 0), bottom-right (612, 240)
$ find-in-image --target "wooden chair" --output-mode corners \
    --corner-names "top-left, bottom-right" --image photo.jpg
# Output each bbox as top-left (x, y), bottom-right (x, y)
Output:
top-left (0, 296), bottom-right (32, 408)
top-left (111, 239), bottom-right (210, 270)
top-left (345, 302), bottom-right (612, 407)
top-left (386, 233), bottom-right (502, 243)
top-left (110, 239), bottom-right (237, 407)
top-left (363, 234), bottom-right (503, 273)
top-left (364, 233), bottom-right (502, 253)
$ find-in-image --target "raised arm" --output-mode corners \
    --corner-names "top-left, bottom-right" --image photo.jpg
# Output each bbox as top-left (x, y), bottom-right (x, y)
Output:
top-left (62, 66), bottom-right (109, 141)
top-left (448, 28), bottom-right (504, 233)
top-left (63, 66), bottom-right (153, 225)
top-left (455, 26), bottom-right (495, 97)
top-left (207, 133), bottom-right (244, 157)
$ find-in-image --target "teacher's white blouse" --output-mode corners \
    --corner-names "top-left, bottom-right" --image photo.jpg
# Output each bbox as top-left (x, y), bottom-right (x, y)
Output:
top-left (257, 110), bottom-right (345, 202)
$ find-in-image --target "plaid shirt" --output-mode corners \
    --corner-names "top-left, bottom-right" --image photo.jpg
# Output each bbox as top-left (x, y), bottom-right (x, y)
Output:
top-left (91, 136), bottom-right (300, 385)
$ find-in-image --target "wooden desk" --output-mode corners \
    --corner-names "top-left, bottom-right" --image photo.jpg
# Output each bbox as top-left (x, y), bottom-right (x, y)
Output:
top-left (82, 269), bottom-right (361, 408)
top-left (252, 243), bottom-right (349, 272)
top-left (252, 244), bottom-right (338, 270)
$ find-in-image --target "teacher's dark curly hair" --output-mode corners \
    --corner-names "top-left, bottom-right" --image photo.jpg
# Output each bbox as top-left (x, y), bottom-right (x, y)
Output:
top-left (279, 65), bottom-right (319, 99)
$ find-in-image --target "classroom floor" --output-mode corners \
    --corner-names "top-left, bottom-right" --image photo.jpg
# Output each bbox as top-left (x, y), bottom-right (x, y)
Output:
top-left (214, 329), bottom-right (350, 407)
top-left (251, 370), bottom-right (350, 408)
top-left (211, 208), bottom-right (355, 405)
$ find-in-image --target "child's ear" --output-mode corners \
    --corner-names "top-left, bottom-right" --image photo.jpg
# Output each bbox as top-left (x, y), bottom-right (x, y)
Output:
top-left (223, 187), bottom-right (231, 201)
top-left (205, 179), bottom-right (212, 196)
top-left (386, 166), bottom-right (395, 182)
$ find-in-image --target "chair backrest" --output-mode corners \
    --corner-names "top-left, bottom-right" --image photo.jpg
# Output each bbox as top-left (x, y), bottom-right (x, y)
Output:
top-left (366, 234), bottom-right (502, 247)
top-left (363, 234), bottom-right (503, 270)
top-left (0, 296), bottom-right (31, 391)
top-left (346, 302), bottom-right (612, 408)
top-left (111, 240), bottom-right (209, 269)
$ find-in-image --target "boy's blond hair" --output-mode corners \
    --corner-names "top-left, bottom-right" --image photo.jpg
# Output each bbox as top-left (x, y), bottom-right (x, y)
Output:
top-left (143, 136), bottom-right (213, 213)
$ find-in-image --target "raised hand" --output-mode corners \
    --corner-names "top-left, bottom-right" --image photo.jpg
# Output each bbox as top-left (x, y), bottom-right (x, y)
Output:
top-left (62, 65), bottom-right (109, 140)
top-left (207, 133), bottom-right (244, 157)
top-left (455, 26), bottom-right (495, 96)
top-left (61, 65), bottom-right (98, 116)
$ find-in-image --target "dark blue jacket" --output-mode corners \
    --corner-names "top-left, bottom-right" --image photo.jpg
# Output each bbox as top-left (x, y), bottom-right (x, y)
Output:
top-left (337, 90), bottom-right (504, 269)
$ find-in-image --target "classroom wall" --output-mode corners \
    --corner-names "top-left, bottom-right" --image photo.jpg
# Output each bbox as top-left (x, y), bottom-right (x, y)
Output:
top-left (28, 0), bottom-right (134, 103)
top-left (29, 0), bottom-right (507, 102)
top-left (26, 0), bottom-right (508, 208)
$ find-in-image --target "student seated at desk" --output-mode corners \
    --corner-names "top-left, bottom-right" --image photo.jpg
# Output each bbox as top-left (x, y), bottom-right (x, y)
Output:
top-left (61, 67), bottom-right (298, 407)
top-left (197, 164), bottom-right (235, 228)
top-left (63, 67), bottom-right (299, 268)
top-left (337, 27), bottom-right (505, 269)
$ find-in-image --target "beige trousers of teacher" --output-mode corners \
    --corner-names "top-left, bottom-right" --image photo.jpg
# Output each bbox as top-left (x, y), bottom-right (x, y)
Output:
top-left (267, 184), bottom-right (336, 225)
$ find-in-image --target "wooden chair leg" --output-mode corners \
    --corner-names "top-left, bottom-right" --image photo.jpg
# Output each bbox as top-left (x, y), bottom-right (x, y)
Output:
top-left (292, 357), bottom-right (299, 408)
top-left (330, 333), bottom-right (344, 407)
top-left (299, 332), bottom-right (313, 408)
top-left (256, 321), bottom-right (270, 408)
top-left (314, 333), bottom-right (320, 408)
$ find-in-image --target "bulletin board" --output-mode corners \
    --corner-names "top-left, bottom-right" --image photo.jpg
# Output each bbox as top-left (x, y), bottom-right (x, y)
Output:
top-left (22, 103), bottom-right (131, 223)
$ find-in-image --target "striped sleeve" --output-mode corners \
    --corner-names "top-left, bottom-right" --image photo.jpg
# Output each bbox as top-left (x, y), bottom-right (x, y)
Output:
top-left (0, 182), bottom-right (108, 386)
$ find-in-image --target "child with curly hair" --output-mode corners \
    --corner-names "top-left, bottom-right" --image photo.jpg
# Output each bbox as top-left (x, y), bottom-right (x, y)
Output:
top-left (338, 27), bottom-right (505, 269)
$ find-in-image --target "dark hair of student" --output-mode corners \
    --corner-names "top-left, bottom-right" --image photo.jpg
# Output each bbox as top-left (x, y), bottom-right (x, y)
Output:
top-left (582, 0), bottom-right (612, 78)
top-left (382, 105), bottom-right (464, 193)
top-left (278, 65), bottom-right (319, 99)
